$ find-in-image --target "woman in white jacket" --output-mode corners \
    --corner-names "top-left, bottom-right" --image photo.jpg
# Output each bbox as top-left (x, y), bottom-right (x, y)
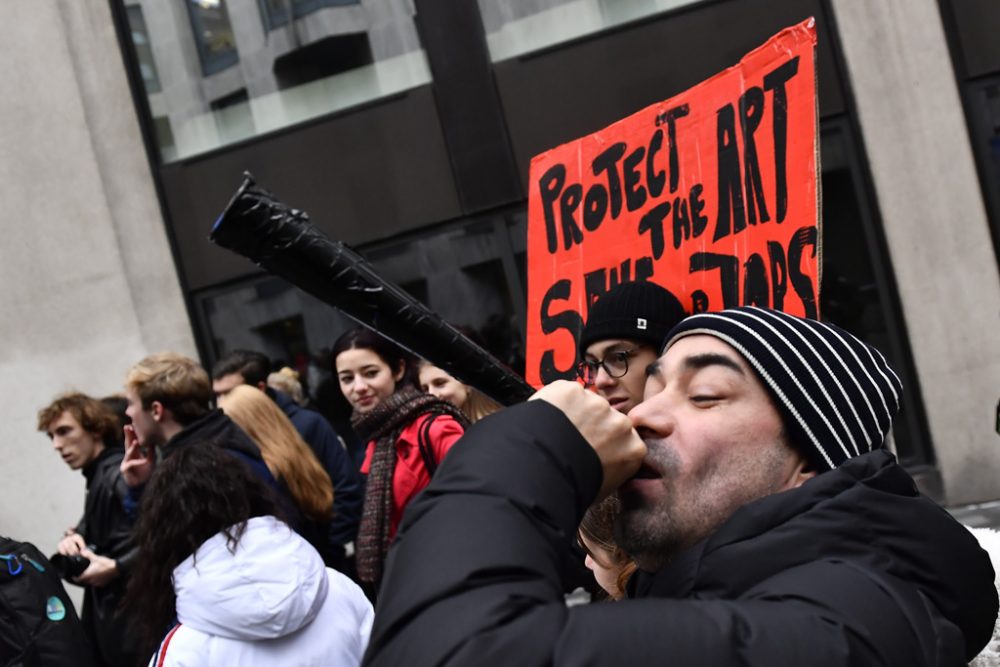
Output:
top-left (125, 441), bottom-right (373, 666)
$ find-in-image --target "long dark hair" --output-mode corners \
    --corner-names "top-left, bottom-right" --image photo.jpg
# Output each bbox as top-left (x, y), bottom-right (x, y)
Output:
top-left (124, 441), bottom-right (277, 654)
top-left (331, 326), bottom-right (416, 389)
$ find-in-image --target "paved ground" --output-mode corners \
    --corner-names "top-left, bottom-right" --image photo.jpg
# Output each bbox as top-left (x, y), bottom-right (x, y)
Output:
top-left (949, 500), bottom-right (1000, 530)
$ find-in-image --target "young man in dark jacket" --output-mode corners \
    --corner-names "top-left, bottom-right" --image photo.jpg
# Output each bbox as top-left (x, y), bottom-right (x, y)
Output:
top-left (118, 352), bottom-right (278, 509)
top-left (38, 393), bottom-right (140, 667)
top-left (365, 307), bottom-right (998, 666)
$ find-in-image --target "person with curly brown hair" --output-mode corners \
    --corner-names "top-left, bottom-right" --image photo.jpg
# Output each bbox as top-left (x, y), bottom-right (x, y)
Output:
top-left (37, 392), bottom-right (140, 667)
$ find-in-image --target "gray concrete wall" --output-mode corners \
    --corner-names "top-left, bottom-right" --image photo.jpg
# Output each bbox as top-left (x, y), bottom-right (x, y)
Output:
top-left (830, 0), bottom-right (1000, 505)
top-left (0, 0), bottom-right (195, 577)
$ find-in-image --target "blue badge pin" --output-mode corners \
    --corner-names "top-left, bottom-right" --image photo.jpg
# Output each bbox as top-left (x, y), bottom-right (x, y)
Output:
top-left (45, 596), bottom-right (66, 622)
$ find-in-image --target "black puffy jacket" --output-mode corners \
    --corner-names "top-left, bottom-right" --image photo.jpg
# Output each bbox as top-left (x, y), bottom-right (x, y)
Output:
top-left (364, 401), bottom-right (997, 666)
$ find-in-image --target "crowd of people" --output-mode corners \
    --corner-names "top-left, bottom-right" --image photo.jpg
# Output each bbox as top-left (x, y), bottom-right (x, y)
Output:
top-left (18, 286), bottom-right (1000, 666)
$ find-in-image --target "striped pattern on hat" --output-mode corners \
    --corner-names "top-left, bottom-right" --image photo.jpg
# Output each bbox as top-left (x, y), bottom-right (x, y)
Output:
top-left (663, 307), bottom-right (903, 470)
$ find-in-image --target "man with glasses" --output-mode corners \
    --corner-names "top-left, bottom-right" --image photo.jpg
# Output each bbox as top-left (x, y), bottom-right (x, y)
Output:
top-left (578, 281), bottom-right (687, 415)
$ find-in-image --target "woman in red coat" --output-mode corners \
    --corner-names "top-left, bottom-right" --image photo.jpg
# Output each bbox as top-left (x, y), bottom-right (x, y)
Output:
top-left (333, 327), bottom-right (467, 590)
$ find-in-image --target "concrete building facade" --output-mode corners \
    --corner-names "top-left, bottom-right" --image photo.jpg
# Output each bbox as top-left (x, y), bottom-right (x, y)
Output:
top-left (0, 1), bottom-right (195, 563)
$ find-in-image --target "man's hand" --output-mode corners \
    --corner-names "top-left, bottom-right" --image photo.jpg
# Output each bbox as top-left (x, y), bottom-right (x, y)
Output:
top-left (531, 380), bottom-right (646, 500)
top-left (74, 548), bottom-right (118, 588)
top-left (120, 424), bottom-right (153, 488)
top-left (57, 532), bottom-right (87, 557)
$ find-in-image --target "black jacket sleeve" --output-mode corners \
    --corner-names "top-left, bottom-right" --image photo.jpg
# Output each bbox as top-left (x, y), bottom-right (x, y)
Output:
top-left (363, 402), bottom-right (963, 667)
top-left (364, 401), bottom-right (601, 666)
top-left (309, 419), bottom-right (364, 548)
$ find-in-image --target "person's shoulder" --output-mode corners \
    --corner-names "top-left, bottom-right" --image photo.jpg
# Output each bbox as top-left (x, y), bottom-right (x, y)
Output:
top-left (408, 411), bottom-right (463, 435)
top-left (325, 568), bottom-right (373, 614)
top-left (318, 569), bottom-right (374, 653)
top-left (95, 448), bottom-right (125, 471)
top-left (166, 410), bottom-right (227, 453)
top-left (90, 448), bottom-right (126, 486)
top-left (295, 405), bottom-right (333, 432)
top-left (281, 396), bottom-right (337, 437)
top-left (150, 623), bottom-right (203, 666)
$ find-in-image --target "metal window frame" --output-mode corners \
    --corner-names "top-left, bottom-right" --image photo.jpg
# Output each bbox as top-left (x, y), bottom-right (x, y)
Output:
top-left (957, 74), bottom-right (1000, 261)
top-left (124, 4), bottom-right (162, 94)
top-left (258, 0), bottom-right (360, 32)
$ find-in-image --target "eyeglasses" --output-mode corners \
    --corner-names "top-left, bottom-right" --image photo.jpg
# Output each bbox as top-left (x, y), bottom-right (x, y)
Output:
top-left (576, 348), bottom-right (639, 386)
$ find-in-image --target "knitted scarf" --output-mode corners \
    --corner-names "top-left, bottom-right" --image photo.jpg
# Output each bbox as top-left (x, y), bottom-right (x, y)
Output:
top-left (352, 386), bottom-right (468, 584)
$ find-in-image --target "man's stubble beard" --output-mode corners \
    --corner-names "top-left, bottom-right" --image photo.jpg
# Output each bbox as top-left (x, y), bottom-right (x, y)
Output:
top-left (614, 437), bottom-right (797, 573)
top-left (615, 442), bottom-right (685, 572)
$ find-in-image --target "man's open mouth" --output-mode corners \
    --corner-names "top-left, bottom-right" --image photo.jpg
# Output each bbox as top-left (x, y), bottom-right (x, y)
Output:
top-left (632, 464), bottom-right (660, 480)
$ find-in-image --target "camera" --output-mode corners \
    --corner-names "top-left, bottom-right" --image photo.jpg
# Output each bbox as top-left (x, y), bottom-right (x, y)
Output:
top-left (50, 553), bottom-right (90, 581)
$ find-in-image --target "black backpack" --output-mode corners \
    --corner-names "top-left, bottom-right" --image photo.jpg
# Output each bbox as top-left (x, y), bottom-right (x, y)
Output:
top-left (0, 536), bottom-right (95, 667)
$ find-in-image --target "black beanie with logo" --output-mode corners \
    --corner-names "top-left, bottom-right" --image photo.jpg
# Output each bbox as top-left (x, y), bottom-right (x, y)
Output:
top-left (579, 282), bottom-right (687, 355)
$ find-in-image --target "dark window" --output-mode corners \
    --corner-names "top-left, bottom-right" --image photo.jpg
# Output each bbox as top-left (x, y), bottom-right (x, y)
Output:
top-left (818, 120), bottom-right (933, 471)
top-left (195, 208), bottom-right (530, 395)
top-left (965, 78), bottom-right (1000, 258)
top-left (273, 33), bottom-right (373, 90)
top-left (254, 315), bottom-right (310, 372)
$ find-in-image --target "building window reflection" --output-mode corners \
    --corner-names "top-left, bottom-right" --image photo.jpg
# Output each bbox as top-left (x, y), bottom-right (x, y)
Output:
top-left (118, 0), bottom-right (428, 162)
top-left (477, 0), bottom-right (702, 62)
top-left (126, 5), bottom-right (161, 94)
top-left (259, 0), bottom-right (361, 31)
top-left (186, 0), bottom-right (239, 76)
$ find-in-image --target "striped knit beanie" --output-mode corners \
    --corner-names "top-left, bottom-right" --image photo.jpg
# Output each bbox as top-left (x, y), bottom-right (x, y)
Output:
top-left (663, 307), bottom-right (903, 471)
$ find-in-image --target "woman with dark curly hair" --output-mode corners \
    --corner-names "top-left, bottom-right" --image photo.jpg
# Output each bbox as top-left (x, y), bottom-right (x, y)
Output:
top-left (125, 442), bottom-right (372, 666)
top-left (332, 327), bottom-right (468, 590)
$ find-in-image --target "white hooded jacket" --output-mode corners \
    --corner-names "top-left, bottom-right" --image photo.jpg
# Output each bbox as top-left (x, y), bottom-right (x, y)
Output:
top-left (149, 516), bottom-right (373, 666)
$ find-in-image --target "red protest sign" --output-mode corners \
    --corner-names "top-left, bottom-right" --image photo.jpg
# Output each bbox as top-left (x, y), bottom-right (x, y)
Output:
top-left (525, 19), bottom-right (820, 387)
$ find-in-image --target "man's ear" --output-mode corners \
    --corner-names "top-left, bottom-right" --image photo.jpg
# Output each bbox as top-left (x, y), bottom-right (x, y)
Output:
top-left (257, 381), bottom-right (267, 392)
top-left (786, 456), bottom-right (818, 490)
top-left (150, 400), bottom-right (165, 423)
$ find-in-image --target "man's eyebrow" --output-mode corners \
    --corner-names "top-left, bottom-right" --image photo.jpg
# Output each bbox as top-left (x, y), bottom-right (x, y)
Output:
top-left (683, 353), bottom-right (745, 375)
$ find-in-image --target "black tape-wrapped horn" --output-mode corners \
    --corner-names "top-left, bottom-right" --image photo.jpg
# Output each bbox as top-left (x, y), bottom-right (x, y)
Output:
top-left (209, 173), bottom-right (534, 406)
